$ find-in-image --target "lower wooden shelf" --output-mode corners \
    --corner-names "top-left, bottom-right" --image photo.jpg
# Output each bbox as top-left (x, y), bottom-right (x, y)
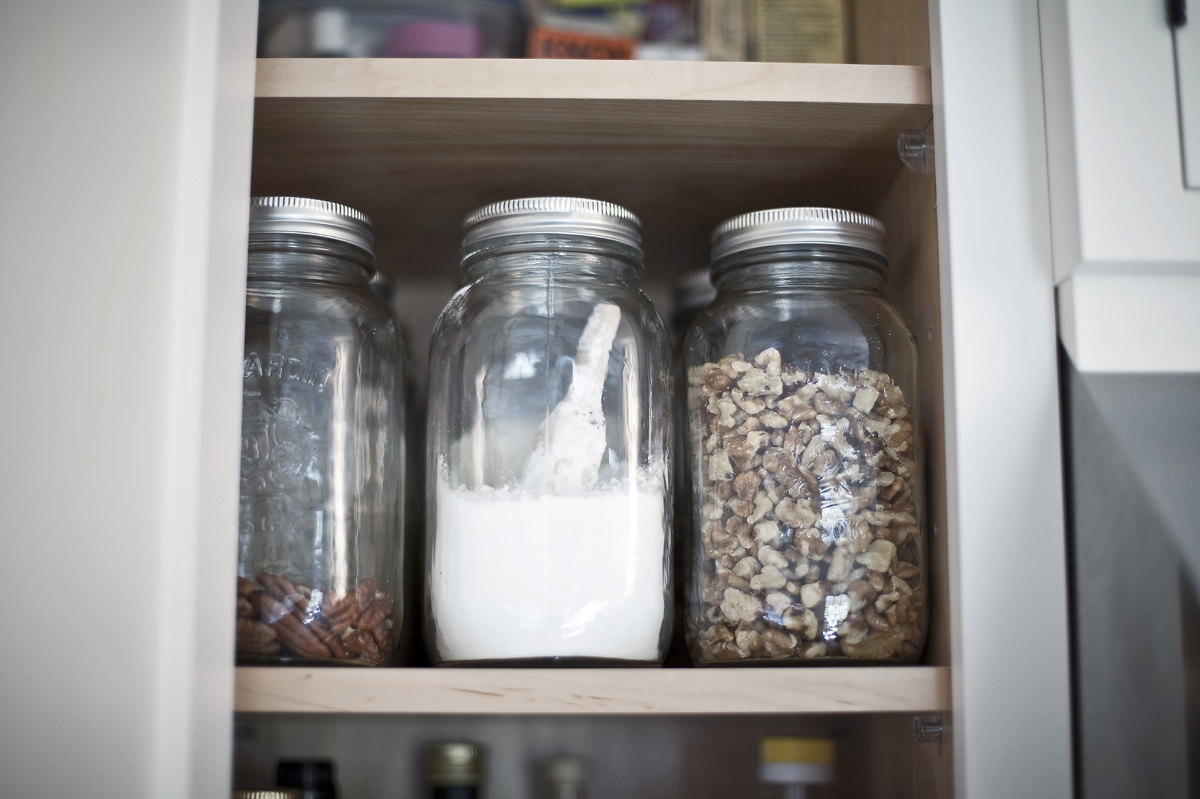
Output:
top-left (234, 666), bottom-right (950, 715)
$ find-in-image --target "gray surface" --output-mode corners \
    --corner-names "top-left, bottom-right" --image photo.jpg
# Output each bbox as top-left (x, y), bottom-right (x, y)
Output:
top-left (1065, 366), bottom-right (1200, 799)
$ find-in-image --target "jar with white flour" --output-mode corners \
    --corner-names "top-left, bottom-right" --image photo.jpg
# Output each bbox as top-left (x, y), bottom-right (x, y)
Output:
top-left (426, 197), bottom-right (673, 665)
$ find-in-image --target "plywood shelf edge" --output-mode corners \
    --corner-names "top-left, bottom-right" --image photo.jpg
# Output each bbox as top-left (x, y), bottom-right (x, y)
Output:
top-left (256, 58), bottom-right (932, 107)
top-left (235, 666), bottom-right (951, 715)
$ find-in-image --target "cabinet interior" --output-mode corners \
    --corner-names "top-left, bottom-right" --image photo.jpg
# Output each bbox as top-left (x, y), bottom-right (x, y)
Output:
top-left (235, 712), bottom-right (946, 799)
top-left (240, 0), bottom-right (951, 795)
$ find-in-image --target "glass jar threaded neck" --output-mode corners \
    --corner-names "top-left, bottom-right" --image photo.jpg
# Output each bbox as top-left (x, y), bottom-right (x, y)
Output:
top-left (247, 233), bottom-right (374, 285)
top-left (460, 234), bottom-right (644, 285)
top-left (711, 246), bottom-right (887, 294)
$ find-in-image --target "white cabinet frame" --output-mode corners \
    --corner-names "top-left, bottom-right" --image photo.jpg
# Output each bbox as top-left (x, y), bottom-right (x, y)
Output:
top-left (931, 0), bottom-right (1074, 795)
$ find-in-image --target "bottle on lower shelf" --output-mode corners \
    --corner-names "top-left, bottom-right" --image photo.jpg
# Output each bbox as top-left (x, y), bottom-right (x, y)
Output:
top-left (425, 742), bottom-right (484, 799)
top-left (542, 754), bottom-right (592, 799)
top-left (758, 737), bottom-right (835, 799)
top-left (277, 759), bottom-right (339, 799)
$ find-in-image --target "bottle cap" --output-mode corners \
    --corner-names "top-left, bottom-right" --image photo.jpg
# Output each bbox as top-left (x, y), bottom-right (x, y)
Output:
top-left (425, 742), bottom-right (484, 786)
top-left (233, 791), bottom-right (303, 799)
top-left (541, 754), bottom-right (592, 785)
top-left (758, 737), bottom-right (834, 785)
top-left (250, 196), bottom-right (375, 259)
top-left (276, 759), bottom-right (337, 799)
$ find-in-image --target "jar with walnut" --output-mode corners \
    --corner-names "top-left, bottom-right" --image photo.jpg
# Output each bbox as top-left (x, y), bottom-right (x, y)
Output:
top-left (684, 208), bottom-right (926, 665)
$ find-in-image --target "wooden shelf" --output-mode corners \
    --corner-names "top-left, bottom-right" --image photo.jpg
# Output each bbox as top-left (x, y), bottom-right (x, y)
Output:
top-left (234, 666), bottom-right (951, 715)
top-left (251, 59), bottom-right (933, 280)
top-left (256, 58), bottom-right (931, 104)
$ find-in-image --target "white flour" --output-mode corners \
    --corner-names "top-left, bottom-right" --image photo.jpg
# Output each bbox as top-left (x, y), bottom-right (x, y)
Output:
top-left (431, 482), bottom-right (667, 662)
top-left (433, 302), bottom-right (667, 662)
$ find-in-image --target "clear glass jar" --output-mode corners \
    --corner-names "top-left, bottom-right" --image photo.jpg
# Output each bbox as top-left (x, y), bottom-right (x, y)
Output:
top-left (426, 197), bottom-right (673, 666)
top-left (685, 208), bottom-right (925, 664)
top-left (236, 197), bottom-right (404, 666)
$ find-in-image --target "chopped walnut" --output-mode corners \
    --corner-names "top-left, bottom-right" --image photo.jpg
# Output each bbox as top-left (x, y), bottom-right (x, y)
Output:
top-left (757, 546), bottom-right (789, 571)
top-left (719, 587), bottom-right (761, 624)
top-left (749, 565), bottom-right (788, 591)
top-left (689, 350), bottom-right (925, 664)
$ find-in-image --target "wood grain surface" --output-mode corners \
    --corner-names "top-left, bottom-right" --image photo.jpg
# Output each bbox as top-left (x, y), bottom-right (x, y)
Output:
top-left (256, 59), bottom-right (931, 104)
top-left (235, 666), bottom-right (951, 715)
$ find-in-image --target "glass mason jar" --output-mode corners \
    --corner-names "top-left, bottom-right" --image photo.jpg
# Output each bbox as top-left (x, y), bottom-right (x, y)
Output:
top-left (236, 197), bottom-right (404, 666)
top-left (685, 208), bottom-right (925, 664)
top-left (426, 197), bottom-right (673, 666)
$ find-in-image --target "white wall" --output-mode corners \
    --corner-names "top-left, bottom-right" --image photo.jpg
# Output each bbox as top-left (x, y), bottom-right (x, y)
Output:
top-left (0, 1), bottom-right (256, 797)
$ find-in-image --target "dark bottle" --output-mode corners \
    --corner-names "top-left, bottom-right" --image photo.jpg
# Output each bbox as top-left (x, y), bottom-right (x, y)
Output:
top-left (424, 742), bottom-right (484, 799)
top-left (277, 759), bottom-right (338, 799)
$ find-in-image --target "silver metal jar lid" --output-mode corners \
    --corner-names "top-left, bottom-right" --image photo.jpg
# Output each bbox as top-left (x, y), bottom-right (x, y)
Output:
top-left (462, 197), bottom-right (642, 253)
top-left (249, 196), bottom-right (375, 257)
top-left (711, 207), bottom-right (886, 266)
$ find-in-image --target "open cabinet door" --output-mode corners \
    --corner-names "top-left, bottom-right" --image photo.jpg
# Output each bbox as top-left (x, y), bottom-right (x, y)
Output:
top-left (0, 1), bottom-right (256, 796)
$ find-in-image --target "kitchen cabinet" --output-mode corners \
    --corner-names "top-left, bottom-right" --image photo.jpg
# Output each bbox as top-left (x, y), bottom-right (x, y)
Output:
top-left (1041, 0), bottom-right (1200, 373)
top-left (0, 1), bottom-right (1074, 797)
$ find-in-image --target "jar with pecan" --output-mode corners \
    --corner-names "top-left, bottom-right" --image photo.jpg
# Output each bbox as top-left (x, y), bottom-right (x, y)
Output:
top-left (235, 197), bottom-right (404, 666)
top-left (685, 208), bottom-right (925, 664)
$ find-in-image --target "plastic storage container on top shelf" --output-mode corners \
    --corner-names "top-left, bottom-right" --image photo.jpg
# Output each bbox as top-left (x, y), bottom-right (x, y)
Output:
top-left (685, 207), bottom-right (926, 665)
top-left (236, 197), bottom-right (405, 667)
top-left (425, 197), bottom-right (673, 666)
top-left (258, 0), bottom-right (526, 58)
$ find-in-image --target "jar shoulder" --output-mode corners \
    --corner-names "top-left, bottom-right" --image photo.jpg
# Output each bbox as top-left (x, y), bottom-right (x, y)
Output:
top-left (697, 287), bottom-right (912, 329)
top-left (683, 289), bottom-right (919, 397)
top-left (246, 282), bottom-right (402, 353)
top-left (688, 290), bottom-right (916, 352)
top-left (430, 279), bottom-right (669, 350)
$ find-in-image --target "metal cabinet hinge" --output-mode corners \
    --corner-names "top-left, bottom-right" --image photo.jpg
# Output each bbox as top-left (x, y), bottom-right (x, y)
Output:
top-left (913, 713), bottom-right (943, 756)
